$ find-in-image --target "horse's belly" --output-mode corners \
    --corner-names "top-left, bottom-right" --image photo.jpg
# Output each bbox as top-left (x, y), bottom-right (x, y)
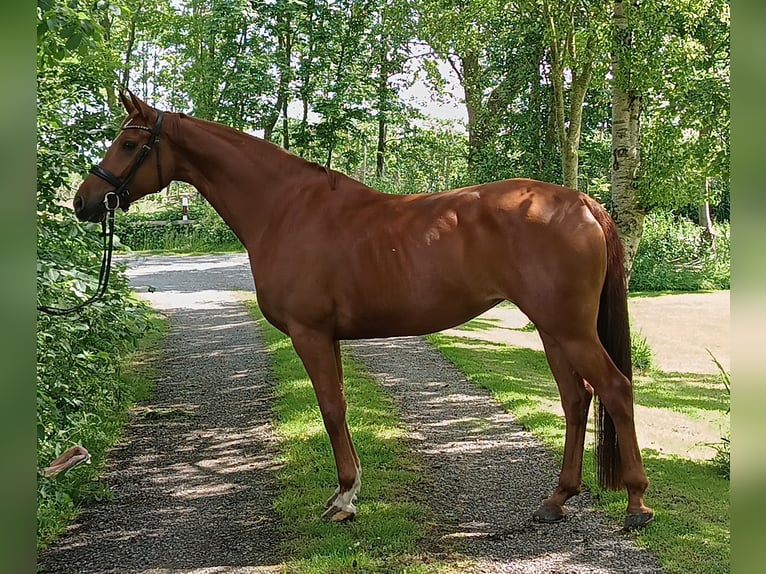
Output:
top-left (335, 297), bottom-right (501, 339)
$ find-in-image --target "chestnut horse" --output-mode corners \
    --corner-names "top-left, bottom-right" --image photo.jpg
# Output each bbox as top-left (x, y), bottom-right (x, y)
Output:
top-left (74, 91), bottom-right (653, 530)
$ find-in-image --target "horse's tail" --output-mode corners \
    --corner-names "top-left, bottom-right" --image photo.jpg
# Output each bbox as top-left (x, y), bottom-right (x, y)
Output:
top-left (586, 198), bottom-right (632, 491)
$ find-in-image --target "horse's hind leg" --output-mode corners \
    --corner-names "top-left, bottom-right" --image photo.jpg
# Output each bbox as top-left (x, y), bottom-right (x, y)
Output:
top-left (559, 335), bottom-right (653, 528)
top-left (289, 328), bottom-right (361, 522)
top-left (533, 331), bottom-right (593, 523)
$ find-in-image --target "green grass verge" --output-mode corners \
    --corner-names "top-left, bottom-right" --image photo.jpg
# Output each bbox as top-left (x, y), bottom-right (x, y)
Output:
top-left (426, 332), bottom-right (730, 574)
top-left (37, 312), bottom-right (167, 550)
top-left (246, 301), bottom-right (437, 574)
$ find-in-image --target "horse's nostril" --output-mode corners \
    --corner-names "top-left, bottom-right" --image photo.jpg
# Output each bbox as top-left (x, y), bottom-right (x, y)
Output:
top-left (73, 196), bottom-right (84, 212)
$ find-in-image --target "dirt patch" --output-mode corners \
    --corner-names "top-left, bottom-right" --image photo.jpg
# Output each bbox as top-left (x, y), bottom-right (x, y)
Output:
top-left (441, 292), bottom-right (731, 461)
top-left (442, 292), bottom-right (730, 375)
top-left (628, 291), bottom-right (729, 374)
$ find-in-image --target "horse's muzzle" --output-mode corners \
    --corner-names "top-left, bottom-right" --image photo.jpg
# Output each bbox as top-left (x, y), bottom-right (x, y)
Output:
top-left (73, 195), bottom-right (107, 223)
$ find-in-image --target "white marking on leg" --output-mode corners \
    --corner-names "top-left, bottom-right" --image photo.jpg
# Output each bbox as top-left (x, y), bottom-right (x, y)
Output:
top-left (335, 471), bottom-right (362, 513)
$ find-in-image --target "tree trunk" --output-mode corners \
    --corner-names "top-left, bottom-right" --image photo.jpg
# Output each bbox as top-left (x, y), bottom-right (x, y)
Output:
top-left (376, 115), bottom-right (386, 178)
top-left (564, 37), bottom-right (595, 190)
top-left (541, 0), bottom-right (597, 191)
top-left (120, 15), bottom-right (136, 91)
top-left (278, 10), bottom-right (292, 150)
top-left (281, 95), bottom-right (290, 150)
top-left (698, 177), bottom-right (717, 245)
top-left (262, 93), bottom-right (283, 143)
top-left (459, 52), bottom-right (482, 175)
top-left (376, 45), bottom-right (389, 178)
top-left (611, 0), bottom-right (645, 281)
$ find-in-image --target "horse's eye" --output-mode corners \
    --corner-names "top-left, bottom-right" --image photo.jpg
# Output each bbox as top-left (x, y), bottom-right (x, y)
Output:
top-left (122, 141), bottom-right (137, 150)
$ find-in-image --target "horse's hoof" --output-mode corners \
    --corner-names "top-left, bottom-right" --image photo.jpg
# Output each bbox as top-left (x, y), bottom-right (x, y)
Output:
top-left (321, 505), bottom-right (355, 523)
top-left (624, 511), bottom-right (654, 531)
top-left (532, 504), bottom-right (566, 523)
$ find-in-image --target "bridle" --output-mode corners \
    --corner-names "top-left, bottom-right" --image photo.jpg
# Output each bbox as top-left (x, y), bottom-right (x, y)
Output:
top-left (37, 109), bottom-right (165, 316)
top-left (90, 109), bottom-right (165, 212)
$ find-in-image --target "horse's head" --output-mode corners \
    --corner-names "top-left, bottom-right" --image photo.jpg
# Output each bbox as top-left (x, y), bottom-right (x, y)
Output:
top-left (73, 90), bottom-right (171, 222)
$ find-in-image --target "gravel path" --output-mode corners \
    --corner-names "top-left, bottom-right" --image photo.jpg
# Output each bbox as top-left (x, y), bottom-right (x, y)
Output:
top-left (38, 254), bottom-right (664, 573)
top-left (349, 338), bottom-right (660, 574)
top-left (38, 254), bottom-right (283, 574)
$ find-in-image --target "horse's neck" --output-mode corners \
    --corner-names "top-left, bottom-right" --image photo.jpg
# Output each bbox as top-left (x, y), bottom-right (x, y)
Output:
top-left (170, 115), bottom-right (312, 247)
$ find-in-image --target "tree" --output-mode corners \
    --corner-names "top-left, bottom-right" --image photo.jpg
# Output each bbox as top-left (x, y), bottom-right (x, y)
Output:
top-left (371, 0), bottom-right (416, 177)
top-left (610, 0), bottom-right (730, 274)
top-left (610, 0), bottom-right (644, 274)
top-left (416, 0), bottom-right (553, 182)
top-left (538, 0), bottom-right (609, 190)
top-left (636, 0), bottom-right (729, 227)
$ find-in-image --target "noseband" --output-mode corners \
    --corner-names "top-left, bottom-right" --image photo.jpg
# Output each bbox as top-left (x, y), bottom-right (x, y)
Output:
top-left (89, 109), bottom-right (165, 211)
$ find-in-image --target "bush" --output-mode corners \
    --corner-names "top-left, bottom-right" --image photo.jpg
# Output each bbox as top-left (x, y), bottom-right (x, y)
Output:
top-left (630, 212), bottom-right (730, 292)
top-left (37, 206), bottom-right (159, 548)
top-left (117, 201), bottom-right (242, 252)
top-left (707, 351), bottom-right (730, 479)
top-left (631, 330), bottom-right (653, 371)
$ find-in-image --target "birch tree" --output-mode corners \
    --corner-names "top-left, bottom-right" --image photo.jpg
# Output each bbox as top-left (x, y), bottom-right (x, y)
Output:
top-left (610, 0), bottom-right (644, 274)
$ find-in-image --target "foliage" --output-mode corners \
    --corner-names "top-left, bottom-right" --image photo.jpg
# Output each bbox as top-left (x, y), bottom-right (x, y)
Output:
top-left (39, 0), bottom-right (729, 221)
top-left (36, 202), bottom-right (162, 547)
top-left (117, 199), bottom-right (242, 252)
top-left (706, 350), bottom-right (730, 479)
top-left (366, 122), bottom-right (470, 194)
top-left (37, 0), bottom-right (162, 547)
top-left (631, 330), bottom-right (653, 371)
top-left (629, 212), bottom-right (730, 291)
top-left (36, 307), bottom-right (165, 548)
top-left (634, 0), bottom-right (730, 211)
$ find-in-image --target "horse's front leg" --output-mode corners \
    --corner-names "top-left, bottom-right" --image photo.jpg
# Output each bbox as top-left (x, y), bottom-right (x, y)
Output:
top-left (323, 341), bottom-right (361, 511)
top-left (290, 328), bottom-right (361, 522)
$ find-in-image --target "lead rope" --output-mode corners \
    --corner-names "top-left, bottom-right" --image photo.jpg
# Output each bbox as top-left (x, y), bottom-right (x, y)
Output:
top-left (37, 196), bottom-right (118, 316)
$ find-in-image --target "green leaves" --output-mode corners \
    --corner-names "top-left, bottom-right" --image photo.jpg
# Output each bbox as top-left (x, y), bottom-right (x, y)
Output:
top-left (629, 211), bottom-right (730, 291)
top-left (37, 0), bottom-right (105, 62)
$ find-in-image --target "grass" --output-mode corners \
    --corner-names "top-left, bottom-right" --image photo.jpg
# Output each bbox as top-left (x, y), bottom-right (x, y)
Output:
top-left (119, 244), bottom-right (245, 256)
top-left (426, 330), bottom-right (730, 574)
top-left (246, 300), bottom-right (439, 574)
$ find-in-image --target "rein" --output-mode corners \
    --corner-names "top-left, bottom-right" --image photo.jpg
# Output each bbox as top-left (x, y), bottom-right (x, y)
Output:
top-left (37, 110), bottom-right (165, 317)
top-left (36, 203), bottom-right (117, 316)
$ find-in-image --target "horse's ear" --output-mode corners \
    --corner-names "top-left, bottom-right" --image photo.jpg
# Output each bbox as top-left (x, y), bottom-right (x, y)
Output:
top-left (128, 91), bottom-right (158, 123)
top-left (119, 89), bottom-right (136, 113)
